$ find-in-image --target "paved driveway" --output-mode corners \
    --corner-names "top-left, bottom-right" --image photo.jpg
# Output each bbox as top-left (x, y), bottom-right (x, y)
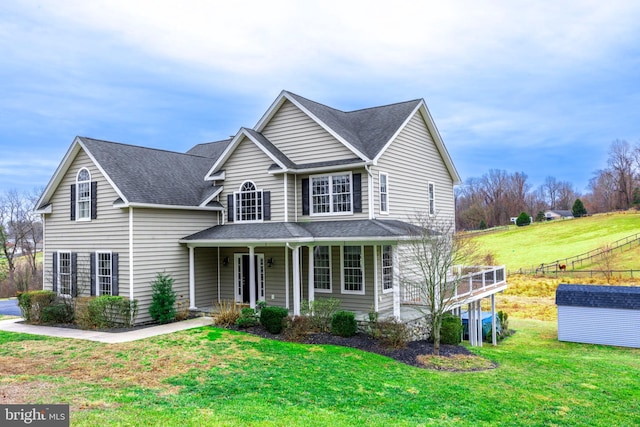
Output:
top-left (0, 299), bottom-right (21, 316)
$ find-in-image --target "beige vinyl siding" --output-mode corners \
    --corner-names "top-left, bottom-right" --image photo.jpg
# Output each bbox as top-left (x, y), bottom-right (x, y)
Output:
top-left (193, 247), bottom-right (218, 308)
top-left (262, 100), bottom-right (356, 164)
top-left (131, 208), bottom-right (217, 323)
top-left (296, 168), bottom-right (370, 221)
top-left (42, 150), bottom-right (129, 297)
top-left (299, 245), bottom-right (375, 313)
top-left (373, 112), bottom-right (455, 222)
top-left (220, 137), bottom-right (284, 222)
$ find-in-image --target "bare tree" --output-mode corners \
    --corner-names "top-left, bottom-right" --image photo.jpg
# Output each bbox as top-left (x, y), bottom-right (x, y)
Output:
top-left (608, 139), bottom-right (635, 210)
top-left (594, 244), bottom-right (616, 284)
top-left (541, 176), bottom-right (562, 209)
top-left (400, 213), bottom-right (476, 355)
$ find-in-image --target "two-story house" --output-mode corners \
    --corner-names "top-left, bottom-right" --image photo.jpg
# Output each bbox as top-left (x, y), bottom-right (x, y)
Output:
top-left (35, 90), bottom-right (506, 332)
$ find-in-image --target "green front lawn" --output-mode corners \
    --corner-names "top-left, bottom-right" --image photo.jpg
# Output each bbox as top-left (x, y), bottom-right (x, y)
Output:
top-left (1, 319), bottom-right (638, 426)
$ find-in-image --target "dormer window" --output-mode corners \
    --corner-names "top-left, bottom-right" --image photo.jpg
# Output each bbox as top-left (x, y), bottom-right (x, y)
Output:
top-left (76, 168), bottom-right (91, 220)
top-left (235, 181), bottom-right (263, 222)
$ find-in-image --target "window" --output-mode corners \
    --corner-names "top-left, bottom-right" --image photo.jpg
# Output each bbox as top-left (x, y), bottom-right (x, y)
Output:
top-left (235, 181), bottom-right (263, 222)
top-left (342, 246), bottom-right (364, 294)
top-left (313, 246), bottom-right (331, 292)
top-left (58, 252), bottom-right (72, 296)
top-left (428, 182), bottom-right (435, 215)
top-left (76, 168), bottom-right (91, 220)
top-left (379, 173), bottom-right (388, 213)
top-left (311, 173), bottom-right (352, 215)
top-left (382, 245), bottom-right (393, 292)
top-left (97, 252), bottom-right (112, 295)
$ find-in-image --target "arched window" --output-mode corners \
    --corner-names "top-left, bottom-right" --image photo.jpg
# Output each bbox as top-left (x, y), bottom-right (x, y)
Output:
top-left (235, 181), bottom-right (263, 222)
top-left (76, 168), bottom-right (91, 220)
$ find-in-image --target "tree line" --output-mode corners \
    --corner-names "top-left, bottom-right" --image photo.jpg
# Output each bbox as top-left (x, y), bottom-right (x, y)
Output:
top-left (0, 188), bottom-right (43, 295)
top-left (456, 139), bottom-right (640, 230)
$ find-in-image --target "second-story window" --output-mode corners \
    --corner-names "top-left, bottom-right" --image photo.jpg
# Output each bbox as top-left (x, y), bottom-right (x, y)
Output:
top-left (428, 182), bottom-right (435, 215)
top-left (235, 181), bottom-right (263, 222)
top-left (311, 173), bottom-right (352, 215)
top-left (76, 168), bottom-right (91, 220)
top-left (379, 172), bottom-right (388, 214)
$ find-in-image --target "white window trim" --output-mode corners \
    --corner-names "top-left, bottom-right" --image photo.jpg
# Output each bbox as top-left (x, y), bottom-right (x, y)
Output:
top-left (313, 246), bottom-right (332, 293)
top-left (58, 251), bottom-right (72, 296)
top-left (382, 245), bottom-right (393, 294)
top-left (234, 180), bottom-right (264, 223)
top-left (76, 168), bottom-right (91, 222)
top-left (379, 172), bottom-right (389, 215)
top-left (428, 181), bottom-right (436, 216)
top-left (96, 250), bottom-right (113, 296)
top-left (340, 245), bottom-right (365, 295)
top-left (309, 172), bottom-right (354, 217)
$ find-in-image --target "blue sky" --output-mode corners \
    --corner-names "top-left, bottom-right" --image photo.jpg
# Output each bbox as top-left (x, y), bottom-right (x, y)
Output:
top-left (2, 1), bottom-right (639, 195)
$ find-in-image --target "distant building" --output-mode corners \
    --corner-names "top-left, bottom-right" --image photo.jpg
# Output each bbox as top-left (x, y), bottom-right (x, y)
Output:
top-left (545, 210), bottom-right (573, 221)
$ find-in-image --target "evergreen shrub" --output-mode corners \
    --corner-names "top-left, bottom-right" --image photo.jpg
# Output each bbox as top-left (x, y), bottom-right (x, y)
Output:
top-left (331, 310), bottom-right (357, 337)
top-left (260, 306), bottom-right (288, 334)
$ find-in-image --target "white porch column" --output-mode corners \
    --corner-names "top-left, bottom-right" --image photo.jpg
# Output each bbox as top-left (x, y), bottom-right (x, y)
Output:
top-left (292, 246), bottom-right (301, 315)
top-left (491, 294), bottom-right (497, 346)
top-left (477, 299), bottom-right (483, 347)
top-left (249, 246), bottom-right (256, 309)
top-left (373, 245), bottom-right (379, 313)
top-left (308, 245), bottom-right (315, 305)
top-left (285, 246), bottom-right (290, 309)
top-left (189, 246), bottom-right (196, 309)
top-left (392, 246), bottom-right (401, 319)
top-left (468, 302), bottom-right (475, 346)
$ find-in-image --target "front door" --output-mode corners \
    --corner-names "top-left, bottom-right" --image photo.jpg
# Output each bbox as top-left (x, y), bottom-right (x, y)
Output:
top-left (235, 254), bottom-right (265, 304)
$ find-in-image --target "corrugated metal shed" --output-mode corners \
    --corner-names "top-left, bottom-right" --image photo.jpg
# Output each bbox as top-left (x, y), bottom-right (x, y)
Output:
top-left (556, 284), bottom-right (640, 348)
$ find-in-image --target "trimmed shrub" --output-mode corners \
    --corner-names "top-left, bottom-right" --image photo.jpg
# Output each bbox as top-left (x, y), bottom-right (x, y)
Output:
top-left (439, 313), bottom-right (463, 345)
top-left (76, 295), bottom-right (138, 329)
top-left (41, 303), bottom-right (74, 324)
top-left (148, 272), bottom-right (176, 324)
top-left (17, 290), bottom-right (56, 324)
top-left (212, 300), bottom-right (240, 327)
top-left (331, 311), bottom-right (357, 337)
top-left (236, 307), bottom-right (259, 328)
top-left (260, 306), bottom-right (289, 334)
top-left (283, 315), bottom-right (313, 342)
top-left (301, 297), bottom-right (341, 332)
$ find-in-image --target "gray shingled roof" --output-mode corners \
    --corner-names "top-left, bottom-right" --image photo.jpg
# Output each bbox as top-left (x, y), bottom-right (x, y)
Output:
top-left (181, 219), bottom-right (421, 242)
top-left (186, 139), bottom-right (232, 158)
top-left (556, 284), bottom-right (640, 310)
top-left (287, 92), bottom-right (421, 159)
top-left (79, 137), bottom-right (220, 207)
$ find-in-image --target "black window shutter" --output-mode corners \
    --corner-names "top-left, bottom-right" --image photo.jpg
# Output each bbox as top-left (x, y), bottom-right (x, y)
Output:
top-left (227, 194), bottom-right (234, 222)
top-left (71, 252), bottom-right (78, 297)
top-left (263, 191), bottom-right (271, 221)
top-left (90, 181), bottom-right (98, 219)
top-left (70, 184), bottom-right (76, 220)
top-left (90, 252), bottom-right (96, 296)
top-left (52, 252), bottom-right (58, 293)
top-left (353, 173), bottom-right (362, 213)
top-left (112, 253), bottom-right (119, 296)
top-left (302, 178), bottom-right (309, 215)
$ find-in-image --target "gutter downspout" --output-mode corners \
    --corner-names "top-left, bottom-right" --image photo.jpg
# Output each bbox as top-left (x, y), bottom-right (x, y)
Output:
top-left (365, 164), bottom-right (375, 220)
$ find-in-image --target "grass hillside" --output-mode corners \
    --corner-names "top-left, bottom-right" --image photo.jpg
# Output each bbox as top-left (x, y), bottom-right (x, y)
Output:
top-left (469, 211), bottom-right (640, 271)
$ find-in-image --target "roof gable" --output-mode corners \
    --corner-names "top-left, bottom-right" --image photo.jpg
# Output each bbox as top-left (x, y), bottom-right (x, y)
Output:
top-left (205, 128), bottom-right (294, 180)
top-left (37, 137), bottom-right (222, 210)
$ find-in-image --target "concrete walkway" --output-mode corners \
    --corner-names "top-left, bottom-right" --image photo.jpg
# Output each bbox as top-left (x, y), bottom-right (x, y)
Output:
top-left (0, 316), bottom-right (213, 343)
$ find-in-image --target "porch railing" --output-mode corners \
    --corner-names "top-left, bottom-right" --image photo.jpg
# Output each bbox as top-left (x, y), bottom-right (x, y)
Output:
top-left (401, 265), bottom-right (507, 304)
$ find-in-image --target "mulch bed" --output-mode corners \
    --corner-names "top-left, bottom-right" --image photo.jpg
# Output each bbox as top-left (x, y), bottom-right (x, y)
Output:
top-left (232, 325), bottom-right (475, 369)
